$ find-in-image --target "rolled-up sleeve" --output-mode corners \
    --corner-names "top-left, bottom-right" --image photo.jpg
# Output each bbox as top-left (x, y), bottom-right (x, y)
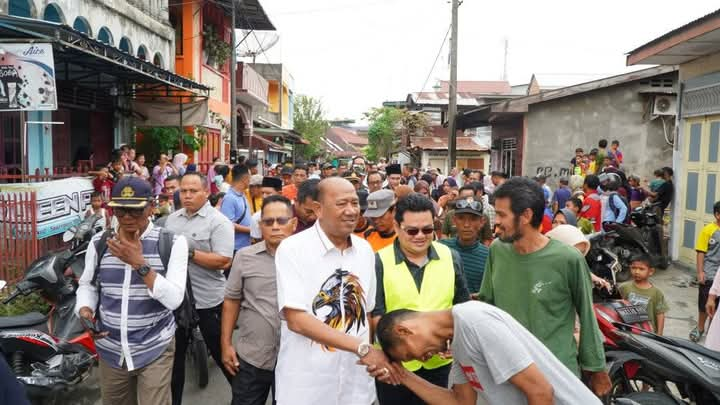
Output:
top-left (75, 238), bottom-right (100, 316)
top-left (147, 235), bottom-right (188, 310)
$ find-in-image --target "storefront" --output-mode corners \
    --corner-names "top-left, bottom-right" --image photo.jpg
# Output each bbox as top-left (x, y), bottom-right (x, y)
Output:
top-left (0, 14), bottom-right (209, 182)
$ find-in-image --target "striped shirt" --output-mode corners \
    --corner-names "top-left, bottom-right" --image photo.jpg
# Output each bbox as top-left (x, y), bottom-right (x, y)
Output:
top-left (439, 238), bottom-right (489, 294)
top-left (76, 223), bottom-right (188, 371)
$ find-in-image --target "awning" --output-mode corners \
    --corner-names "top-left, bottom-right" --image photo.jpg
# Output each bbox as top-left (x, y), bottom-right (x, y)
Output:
top-left (251, 136), bottom-right (284, 150)
top-left (0, 14), bottom-right (209, 97)
top-left (253, 127), bottom-right (308, 144)
top-left (215, 0), bottom-right (276, 31)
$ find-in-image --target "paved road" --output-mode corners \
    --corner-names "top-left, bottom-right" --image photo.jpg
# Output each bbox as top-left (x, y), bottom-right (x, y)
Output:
top-left (39, 264), bottom-right (700, 405)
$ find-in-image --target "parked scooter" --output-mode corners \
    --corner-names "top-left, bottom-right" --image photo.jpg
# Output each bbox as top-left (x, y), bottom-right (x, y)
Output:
top-left (0, 215), bottom-right (102, 398)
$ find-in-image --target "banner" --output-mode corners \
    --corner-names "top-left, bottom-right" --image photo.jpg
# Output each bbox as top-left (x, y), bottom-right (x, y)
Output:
top-left (132, 99), bottom-right (209, 127)
top-left (0, 177), bottom-right (94, 239)
top-left (0, 43), bottom-right (57, 111)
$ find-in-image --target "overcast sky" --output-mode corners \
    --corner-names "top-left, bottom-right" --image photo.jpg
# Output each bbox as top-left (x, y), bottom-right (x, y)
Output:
top-left (241, 0), bottom-right (718, 122)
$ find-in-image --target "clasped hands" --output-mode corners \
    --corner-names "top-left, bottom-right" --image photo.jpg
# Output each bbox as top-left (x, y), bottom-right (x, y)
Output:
top-left (357, 347), bottom-right (406, 386)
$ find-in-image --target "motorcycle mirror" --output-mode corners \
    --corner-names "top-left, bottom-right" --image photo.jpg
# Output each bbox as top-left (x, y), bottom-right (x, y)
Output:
top-left (0, 280), bottom-right (5, 290)
top-left (62, 229), bottom-right (75, 243)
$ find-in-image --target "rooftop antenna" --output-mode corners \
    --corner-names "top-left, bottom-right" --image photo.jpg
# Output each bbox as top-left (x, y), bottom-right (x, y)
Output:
top-left (502, 37), bottom-right (509, 81)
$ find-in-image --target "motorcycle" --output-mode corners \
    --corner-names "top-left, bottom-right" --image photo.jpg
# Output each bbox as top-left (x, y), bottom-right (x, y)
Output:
top-left (0, 215), bottom-right (102, 398)
top-left (629, 203), bottom-right (669, 269)
top-left (605, 325), bottom-right (720, 404)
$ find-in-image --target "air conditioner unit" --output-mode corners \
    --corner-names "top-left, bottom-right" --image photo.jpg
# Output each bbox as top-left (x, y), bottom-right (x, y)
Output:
top-left (653, 95), bottom-right (677, 116)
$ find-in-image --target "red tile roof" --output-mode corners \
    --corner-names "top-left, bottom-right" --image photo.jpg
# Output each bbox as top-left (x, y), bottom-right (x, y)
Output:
top-left (326, 127), bottom-right (368, 146)
top-left (438, 80), bottom-right (511, 95)
top-left (410, 136), bottom-right (489, 152)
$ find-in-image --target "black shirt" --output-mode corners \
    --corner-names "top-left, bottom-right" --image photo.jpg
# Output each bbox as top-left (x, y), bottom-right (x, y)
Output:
top-left (656, 180), bottom-right (674, 210)
top-left (371, 240), bottom-right (470, 317)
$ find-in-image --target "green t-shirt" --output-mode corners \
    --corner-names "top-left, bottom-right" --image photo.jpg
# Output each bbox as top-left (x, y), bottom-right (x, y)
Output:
top-left (478, 239), bottom-right (605, 375)
top-left (618, 282), bottom-right (669, 332)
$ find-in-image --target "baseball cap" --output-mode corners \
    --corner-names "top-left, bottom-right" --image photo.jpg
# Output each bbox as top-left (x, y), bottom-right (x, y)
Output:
top-left (452, 197), bottom-right (483, 216)
top-left (249, 174), bottom-right (263, 186)
top-left (344, 171), bottom-right (362, 183)
top-left (108, 177), bottom-right (153, 208)
top-left (322, 162), bottom-right (335, 170)
top-left (364, 189), bottom-right (395, 218)
top-left (280, 166), bottom-right (293, 176)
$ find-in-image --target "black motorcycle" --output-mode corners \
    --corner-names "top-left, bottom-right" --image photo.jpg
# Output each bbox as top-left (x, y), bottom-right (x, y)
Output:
top-left (606, 324), bottom-right (720, 404)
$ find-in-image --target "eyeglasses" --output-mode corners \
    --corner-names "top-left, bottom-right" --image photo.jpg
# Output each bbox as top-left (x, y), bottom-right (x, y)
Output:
top-left (114, 207), bottom-right (146, 218)
top-left (261, 216), bottom-right (292, 226)
top-left (453, 198), bottom-right (483, 212)
top-left (401, 225), bottom-right (435, 236)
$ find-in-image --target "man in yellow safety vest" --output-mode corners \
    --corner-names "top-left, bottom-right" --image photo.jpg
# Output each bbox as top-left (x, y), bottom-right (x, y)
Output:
top-left (371, 192), bottom-right (470, 405)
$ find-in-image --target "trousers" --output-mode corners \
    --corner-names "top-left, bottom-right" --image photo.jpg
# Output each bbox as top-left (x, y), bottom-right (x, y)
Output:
top-left (376, 364), bottom-right (451, 405)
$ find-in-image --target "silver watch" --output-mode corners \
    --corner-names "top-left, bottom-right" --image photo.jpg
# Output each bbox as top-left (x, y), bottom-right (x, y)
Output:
top-left (357, 342), bottom-right (372, 358)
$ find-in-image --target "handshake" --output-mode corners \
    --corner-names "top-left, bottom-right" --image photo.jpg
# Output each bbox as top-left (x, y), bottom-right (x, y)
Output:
top-left (356, 344), bottom-right (407, 386)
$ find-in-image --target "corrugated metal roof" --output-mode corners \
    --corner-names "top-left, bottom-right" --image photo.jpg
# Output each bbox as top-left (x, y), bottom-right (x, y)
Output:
top-left (438, 80), bottom-right (511, 94)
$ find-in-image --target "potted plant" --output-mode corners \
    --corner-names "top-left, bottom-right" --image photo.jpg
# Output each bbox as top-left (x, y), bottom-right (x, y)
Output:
top-left (203, 24), bottom-right (233, 70)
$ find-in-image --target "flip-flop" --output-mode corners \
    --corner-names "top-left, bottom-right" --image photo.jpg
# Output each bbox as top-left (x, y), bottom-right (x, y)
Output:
top-left (689, 326), bottom-right (704, 342)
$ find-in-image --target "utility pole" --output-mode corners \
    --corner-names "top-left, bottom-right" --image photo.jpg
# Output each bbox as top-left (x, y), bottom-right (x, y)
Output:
top-left (448, 0), bottom-right (459, 169)
top-left (230, 0), bottom-right (238, 153)
top-left (503, 38), bottom-right (509, 81)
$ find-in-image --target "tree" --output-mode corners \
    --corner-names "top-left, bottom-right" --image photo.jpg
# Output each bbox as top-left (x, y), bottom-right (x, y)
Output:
top-left (364, 107), bottom-right (431, 162)
top-left (293, 95), bottom-right (329, 159)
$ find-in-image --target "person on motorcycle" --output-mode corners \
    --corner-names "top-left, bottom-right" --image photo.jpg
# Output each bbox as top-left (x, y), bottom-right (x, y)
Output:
top-left (598, 173), bottom-right (628, 224)
top-left (618, 254), bottom-right (668, 335)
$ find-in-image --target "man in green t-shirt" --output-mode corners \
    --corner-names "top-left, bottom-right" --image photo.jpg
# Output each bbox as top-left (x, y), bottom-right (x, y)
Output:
top-left (478, 177), bottom-right (610, 397)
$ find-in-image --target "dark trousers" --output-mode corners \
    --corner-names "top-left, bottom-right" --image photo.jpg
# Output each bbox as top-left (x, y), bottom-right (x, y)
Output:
top-left (231, 357), bottom-right (275, 405)
top-left (171, 304), bottom-right (232, 405)
top-left (376, 364), bottom-right (451, 405)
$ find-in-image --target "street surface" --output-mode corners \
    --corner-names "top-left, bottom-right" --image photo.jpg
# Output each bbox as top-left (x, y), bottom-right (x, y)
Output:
top-left (41, 264), bottom-right (699, 405)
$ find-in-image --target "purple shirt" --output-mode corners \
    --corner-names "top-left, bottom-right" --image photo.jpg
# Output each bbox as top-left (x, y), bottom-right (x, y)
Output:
top-left (629, 187), bottom-right (646, 202)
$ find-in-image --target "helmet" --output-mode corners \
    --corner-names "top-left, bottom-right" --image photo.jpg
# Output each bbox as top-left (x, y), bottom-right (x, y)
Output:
top-left (598, 172), bottom-right (621, 191)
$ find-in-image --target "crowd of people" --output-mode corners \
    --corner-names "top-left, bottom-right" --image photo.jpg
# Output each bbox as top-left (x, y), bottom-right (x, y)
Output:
top-left (56, 141), bottom-right (701, 405)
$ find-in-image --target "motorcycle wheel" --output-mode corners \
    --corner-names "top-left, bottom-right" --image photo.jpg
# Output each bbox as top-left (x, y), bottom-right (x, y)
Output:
top-left (605, 368), bottom-right (671, 405)
top-left (192, 336), bottom-right (209, 389)
top-left (620, 392), bottom-right (678, 405)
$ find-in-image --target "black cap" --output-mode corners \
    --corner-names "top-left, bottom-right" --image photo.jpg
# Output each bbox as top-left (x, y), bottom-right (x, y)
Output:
top-left (108, 177), bottom-right (153, 208)
top-left (386, 164), bottom-right (401, 175)
top-left (322, 162), bottom-right (335, 170)
top-left (262, 176), bottom-right (283, 189)
top-left (280, 166), bottom-right (293, 176)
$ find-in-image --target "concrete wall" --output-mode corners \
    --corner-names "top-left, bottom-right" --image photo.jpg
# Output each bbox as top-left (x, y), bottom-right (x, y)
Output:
top-left (522, 77), bottom-right (676, 187)
top-left (1, 0), bottom-right (174, 70)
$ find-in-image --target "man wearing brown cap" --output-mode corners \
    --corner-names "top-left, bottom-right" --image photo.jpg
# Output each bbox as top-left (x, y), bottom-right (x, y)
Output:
top-left (363, 189), bottom-right (397, 252)
top-left (385, 164), bottom-right (402, 191)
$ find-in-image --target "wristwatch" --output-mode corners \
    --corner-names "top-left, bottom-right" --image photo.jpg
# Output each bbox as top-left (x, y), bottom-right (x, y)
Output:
top-left (135, 264), bottom-right (152, 277)
top-left (188, 247), bottom-right (196, 260)
top-left (357, 342), bottom-right (372, 358)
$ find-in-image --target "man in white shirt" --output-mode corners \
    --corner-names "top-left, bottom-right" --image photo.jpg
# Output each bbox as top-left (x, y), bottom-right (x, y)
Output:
top-left (275, 177), bottom-right (399, 405)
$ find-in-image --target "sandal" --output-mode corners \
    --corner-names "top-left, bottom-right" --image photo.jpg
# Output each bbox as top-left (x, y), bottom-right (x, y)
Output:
top-left (690, 326), bottom-right (704, 342)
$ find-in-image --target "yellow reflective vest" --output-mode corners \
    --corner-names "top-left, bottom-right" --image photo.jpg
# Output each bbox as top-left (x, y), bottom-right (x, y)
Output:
top-left (377, 242), bottom-right (455, 371)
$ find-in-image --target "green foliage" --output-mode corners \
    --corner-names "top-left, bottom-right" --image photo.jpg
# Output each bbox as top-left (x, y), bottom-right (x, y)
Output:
top-left (203, 24), bottom-right (233, 67)
top-left (293, 95), bottom-right (330, 160)
top-left (364, 108), bottom-right (432, 161)
top-left (0, 291), bottom-right (50, 316)
top-left (136, 127), bottom-right (206, 164)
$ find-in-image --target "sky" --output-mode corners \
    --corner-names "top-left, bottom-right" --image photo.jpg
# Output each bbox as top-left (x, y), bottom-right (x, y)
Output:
top-left (240, 0), bottom-right (719, 122)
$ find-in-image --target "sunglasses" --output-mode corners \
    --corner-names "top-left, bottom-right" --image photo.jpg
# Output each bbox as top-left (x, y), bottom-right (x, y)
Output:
top-left (401, 225), bottom-right (435, 236)
top-left (114, 207), bottom-right (146, 218)
top-left (454, 199), bottom-right (483, 212)
top-left (261, 216), bottom-right (292, 226)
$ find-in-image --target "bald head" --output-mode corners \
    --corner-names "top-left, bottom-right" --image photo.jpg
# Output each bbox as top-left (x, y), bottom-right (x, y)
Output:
top-left (317, 177), bottom-right (355, 203)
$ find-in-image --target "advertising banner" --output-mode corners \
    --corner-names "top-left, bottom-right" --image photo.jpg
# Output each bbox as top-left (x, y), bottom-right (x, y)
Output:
top-left (0, 177), bottom-right (94, 239)
top-left (0, 43), bottom-right (57, 111)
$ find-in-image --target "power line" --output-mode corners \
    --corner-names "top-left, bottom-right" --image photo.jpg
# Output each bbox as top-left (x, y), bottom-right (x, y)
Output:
top-left (417, 24), bottom-right (451, 97)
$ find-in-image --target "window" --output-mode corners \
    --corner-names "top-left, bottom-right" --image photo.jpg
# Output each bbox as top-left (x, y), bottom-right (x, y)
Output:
top-left (9, 0), bottom-right (33, 18)
top-left (501, 138), bottom-right (517, 176)
top-left (97, 27), bottom-right (114, 46)
top-left (72, 17), bottom-right (92, 36)
top-left (42, 3), bottom-right (64, 23)
top-left (169, 2), bottom-right (183, 56)
top-left (137, 45), bottom-right (148, 61)
top-left (119, 37), bottom-right (133, 55)
top-left (153, 53), bottom-right (164, 68)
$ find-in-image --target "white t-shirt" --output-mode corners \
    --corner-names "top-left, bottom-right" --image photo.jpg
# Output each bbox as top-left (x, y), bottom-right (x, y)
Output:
top-left (275, 222), bottom-right (377, 405)
top-left (450, 302), bottom-right (601, 405)
top-left (249, 211), bottom-right (262, 239)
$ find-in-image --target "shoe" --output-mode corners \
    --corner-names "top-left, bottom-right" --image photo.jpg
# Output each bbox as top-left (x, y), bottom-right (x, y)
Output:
top-left (690, 326), bottom-right (704, 342)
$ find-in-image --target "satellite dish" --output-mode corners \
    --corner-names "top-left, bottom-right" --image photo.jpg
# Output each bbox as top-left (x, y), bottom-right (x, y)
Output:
top-left (237, 31), bottom-right (280, 62)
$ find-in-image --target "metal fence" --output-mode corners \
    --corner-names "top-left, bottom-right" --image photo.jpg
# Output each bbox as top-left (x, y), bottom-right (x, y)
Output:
top-left (0, 191), bottom-right (38, 283)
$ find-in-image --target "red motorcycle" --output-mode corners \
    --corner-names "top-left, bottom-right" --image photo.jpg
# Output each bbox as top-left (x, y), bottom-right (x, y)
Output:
top-left (0, 216), bottom-right (99, 398)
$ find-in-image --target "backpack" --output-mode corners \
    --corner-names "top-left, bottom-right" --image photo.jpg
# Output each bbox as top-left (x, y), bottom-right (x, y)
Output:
top-left (608, 192), bottom-right (631, 224)
top-left (91, 228), bottom-right (199, 331)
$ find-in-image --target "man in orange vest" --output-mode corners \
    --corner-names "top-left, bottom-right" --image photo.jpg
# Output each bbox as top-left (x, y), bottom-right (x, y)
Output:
top-left (362, 189), bottom-right (397, 252)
